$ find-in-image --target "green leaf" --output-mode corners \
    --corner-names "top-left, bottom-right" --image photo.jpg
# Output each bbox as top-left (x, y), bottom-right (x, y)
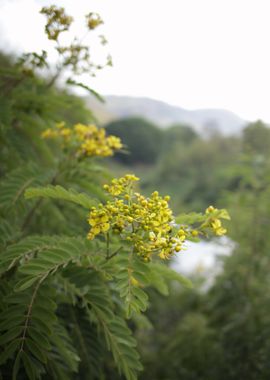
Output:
top-left (132, 287), bottom-right (148, 303)
top-left (28, 327), bottom-right (51, 351)
top-left (0, 340), bottom-right (20, 365)
top-left (175, 212), bottom-right (206, 225)
top-left (151, 263), bottom-right (193, 289)
top-left (31, 305), bottom-right (57, 325)
top-left (132, 271), bottom-right (149, 284)
top-left (0, 164), bottom-right (50, 212)
top-left (26, 338), bottom-right (47, 364)
top-left (0, 326), bottom-right (23, 345)
top-left (0, 305), bottom-right (26, 321)
top-left (115, 254), bottom-right (149, 318)
top-left (102, 316), bottom-right (142, 380)
top-left (12, 352), bottom-right (21, 380)
top-left (21, 352), bottom-right (36, 380)
top-left (49, 321), bottom-right (80, 373)
top-left (25, 185), bottom-right (97, 209)
top-left (148, 268), bottom-right (169, 296)
top-left (14, 277), bottom-right (38, 292)
top-left (31, 316), bottom-right (53, 336)
top-left (13, 237), bottom-right (90, 286)
top-left (0, 235), bottom-right (59, 274)
top-left (214, 208), bottom-right (231, 220)
top-left (0, 316), bottom-right (25, 331)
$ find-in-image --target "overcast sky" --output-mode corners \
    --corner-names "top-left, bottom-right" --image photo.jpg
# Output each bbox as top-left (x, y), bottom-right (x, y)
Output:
top-left (1, 0), bottom-right (270, 122)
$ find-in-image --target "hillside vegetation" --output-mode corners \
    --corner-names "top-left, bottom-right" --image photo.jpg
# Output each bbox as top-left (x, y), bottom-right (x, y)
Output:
top-left (87, 95), bottom-right (246, 134)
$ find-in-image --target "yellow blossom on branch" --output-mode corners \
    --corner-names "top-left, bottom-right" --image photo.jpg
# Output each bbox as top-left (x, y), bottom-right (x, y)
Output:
top-left (41, 121), bottom-right (123, 158)
top-left (203, 205), bottom-right (229, 236)
top-left (86, 175), bottom-right (230, 261)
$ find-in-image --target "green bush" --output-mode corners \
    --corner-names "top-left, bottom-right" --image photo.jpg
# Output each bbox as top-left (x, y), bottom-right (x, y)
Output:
top-left (105, 117), bottom-right (163, 165)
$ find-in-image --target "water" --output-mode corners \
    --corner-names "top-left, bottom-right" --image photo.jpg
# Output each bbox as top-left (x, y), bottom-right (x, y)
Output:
top-left (172, 236), bottom-right (234, 277)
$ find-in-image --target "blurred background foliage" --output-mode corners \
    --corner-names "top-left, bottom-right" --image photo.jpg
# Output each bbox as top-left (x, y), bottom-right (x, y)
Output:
top-left (103, 101), bottom-right (270, 379)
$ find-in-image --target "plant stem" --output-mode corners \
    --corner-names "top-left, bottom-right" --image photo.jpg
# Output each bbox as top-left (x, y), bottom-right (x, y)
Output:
top-left (106, 233), bottom-right (110, 259)
top-left (21, 172), bottom-right (58, 232)
top-left (106, 246), bottom-right (122, 261)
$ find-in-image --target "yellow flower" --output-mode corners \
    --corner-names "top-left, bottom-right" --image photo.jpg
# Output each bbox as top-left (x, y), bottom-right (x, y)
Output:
top-left (60, 128), bottom-right (71, 141)
top-left (88, 175), bottom-right (187, 261)
top-left (41, 129), bottom-right (58, 139)
top-left (215, 227), bottom-right (227, 236)
top-left (202, 208), bottom-right (229, 236)
top-left (41, 121), bottom-right (123, 158)
top-left (87, 177), bottom-right (229, 261)
top-left (211, 219), bottom-right (227, 236)
top-left (107, 135), bottom-right (123, 149)
top-left (206, 205), bottom-right (216, 214)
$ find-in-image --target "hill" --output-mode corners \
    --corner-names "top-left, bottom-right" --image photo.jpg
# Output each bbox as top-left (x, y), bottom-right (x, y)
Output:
top-left (86, 95), bottom-right (246, 135)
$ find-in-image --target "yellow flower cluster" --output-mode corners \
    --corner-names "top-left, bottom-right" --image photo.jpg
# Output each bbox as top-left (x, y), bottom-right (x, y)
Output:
top-left (87, 175), bottom-right (228, 261)
top-left (41, 122), bottom-right (122, 158)
top-left (103, 174), bottom-right (139, 196)
top-left (204, 205), bottom-right (228, 236)
top-left (87, 176), bottom-right (176, 260)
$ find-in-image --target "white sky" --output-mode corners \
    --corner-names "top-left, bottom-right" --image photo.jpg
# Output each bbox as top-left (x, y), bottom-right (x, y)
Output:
top-left (1, 0), bottom-right (270, 122)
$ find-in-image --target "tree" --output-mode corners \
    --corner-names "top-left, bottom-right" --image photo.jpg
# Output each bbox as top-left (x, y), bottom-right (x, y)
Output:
top-left (243, 120), bottom-right (270, 156)
top-left (105, 117), bottom-right (163, 165)
top-left (139, 139), bottom-right (270, 380)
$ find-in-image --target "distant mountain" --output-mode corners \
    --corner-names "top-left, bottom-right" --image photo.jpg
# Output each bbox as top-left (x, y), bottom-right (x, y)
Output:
top-left (86, 95), bottom-right (246, 135)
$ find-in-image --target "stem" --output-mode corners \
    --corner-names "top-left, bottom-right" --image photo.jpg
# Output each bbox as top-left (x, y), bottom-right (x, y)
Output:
top-left (19, 274), bottom-right (47, 352)
top-left (106, 233), bottom-right (110, 259)
top-left (21, 172), bottom-right (58, 232)
top-left (46, 66), bottom-right (62, 88)
top-left (106, 246), bottom-right (122, 261)
top-left (46, 40), bottom-right (65, 89)
top-left (78, 30), bottom-right (90, 45)
top-left (21, 198), bottom-right (43, 232)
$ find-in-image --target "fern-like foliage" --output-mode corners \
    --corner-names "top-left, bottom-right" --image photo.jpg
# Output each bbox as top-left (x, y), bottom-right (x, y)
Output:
top-left (0, 164), bottom-right (53, 215)
top-left (0, 235), bottom-right (59, 275)
top-left (115, 253), bottom-right (150, 318)
top-left (68, 308), bottom-right (103, 380)
top-left (0, 217), bottom-right (20, 249)
top-left (148, 263), bottom-right (193, 295)
top-left (1, 236), bottom-right (94, 291)
top-left (47, 321), bottom-right (80, 379)
top-left (113, 252), bottom-right (192, 317)
top-left (0, 283), bottom-right (57, 379)
top-left (0, 174), bottom-right (195, 380)
top-left (25, 185), bottom-right (97, 209)
top-left (62, 266), bottom-right (143, 380)
top-left (0, 234), bottom-right (144, 379)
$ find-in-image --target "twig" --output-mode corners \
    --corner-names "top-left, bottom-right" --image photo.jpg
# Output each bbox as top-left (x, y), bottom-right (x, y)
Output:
top-left (106, 246), bottom-right (122, 261)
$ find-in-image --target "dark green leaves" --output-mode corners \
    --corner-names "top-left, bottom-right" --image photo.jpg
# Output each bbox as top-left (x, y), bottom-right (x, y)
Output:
top-left (103, 317), bottom-right (143, 380)
top-left (0, 285), bottom-right (57, 379)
